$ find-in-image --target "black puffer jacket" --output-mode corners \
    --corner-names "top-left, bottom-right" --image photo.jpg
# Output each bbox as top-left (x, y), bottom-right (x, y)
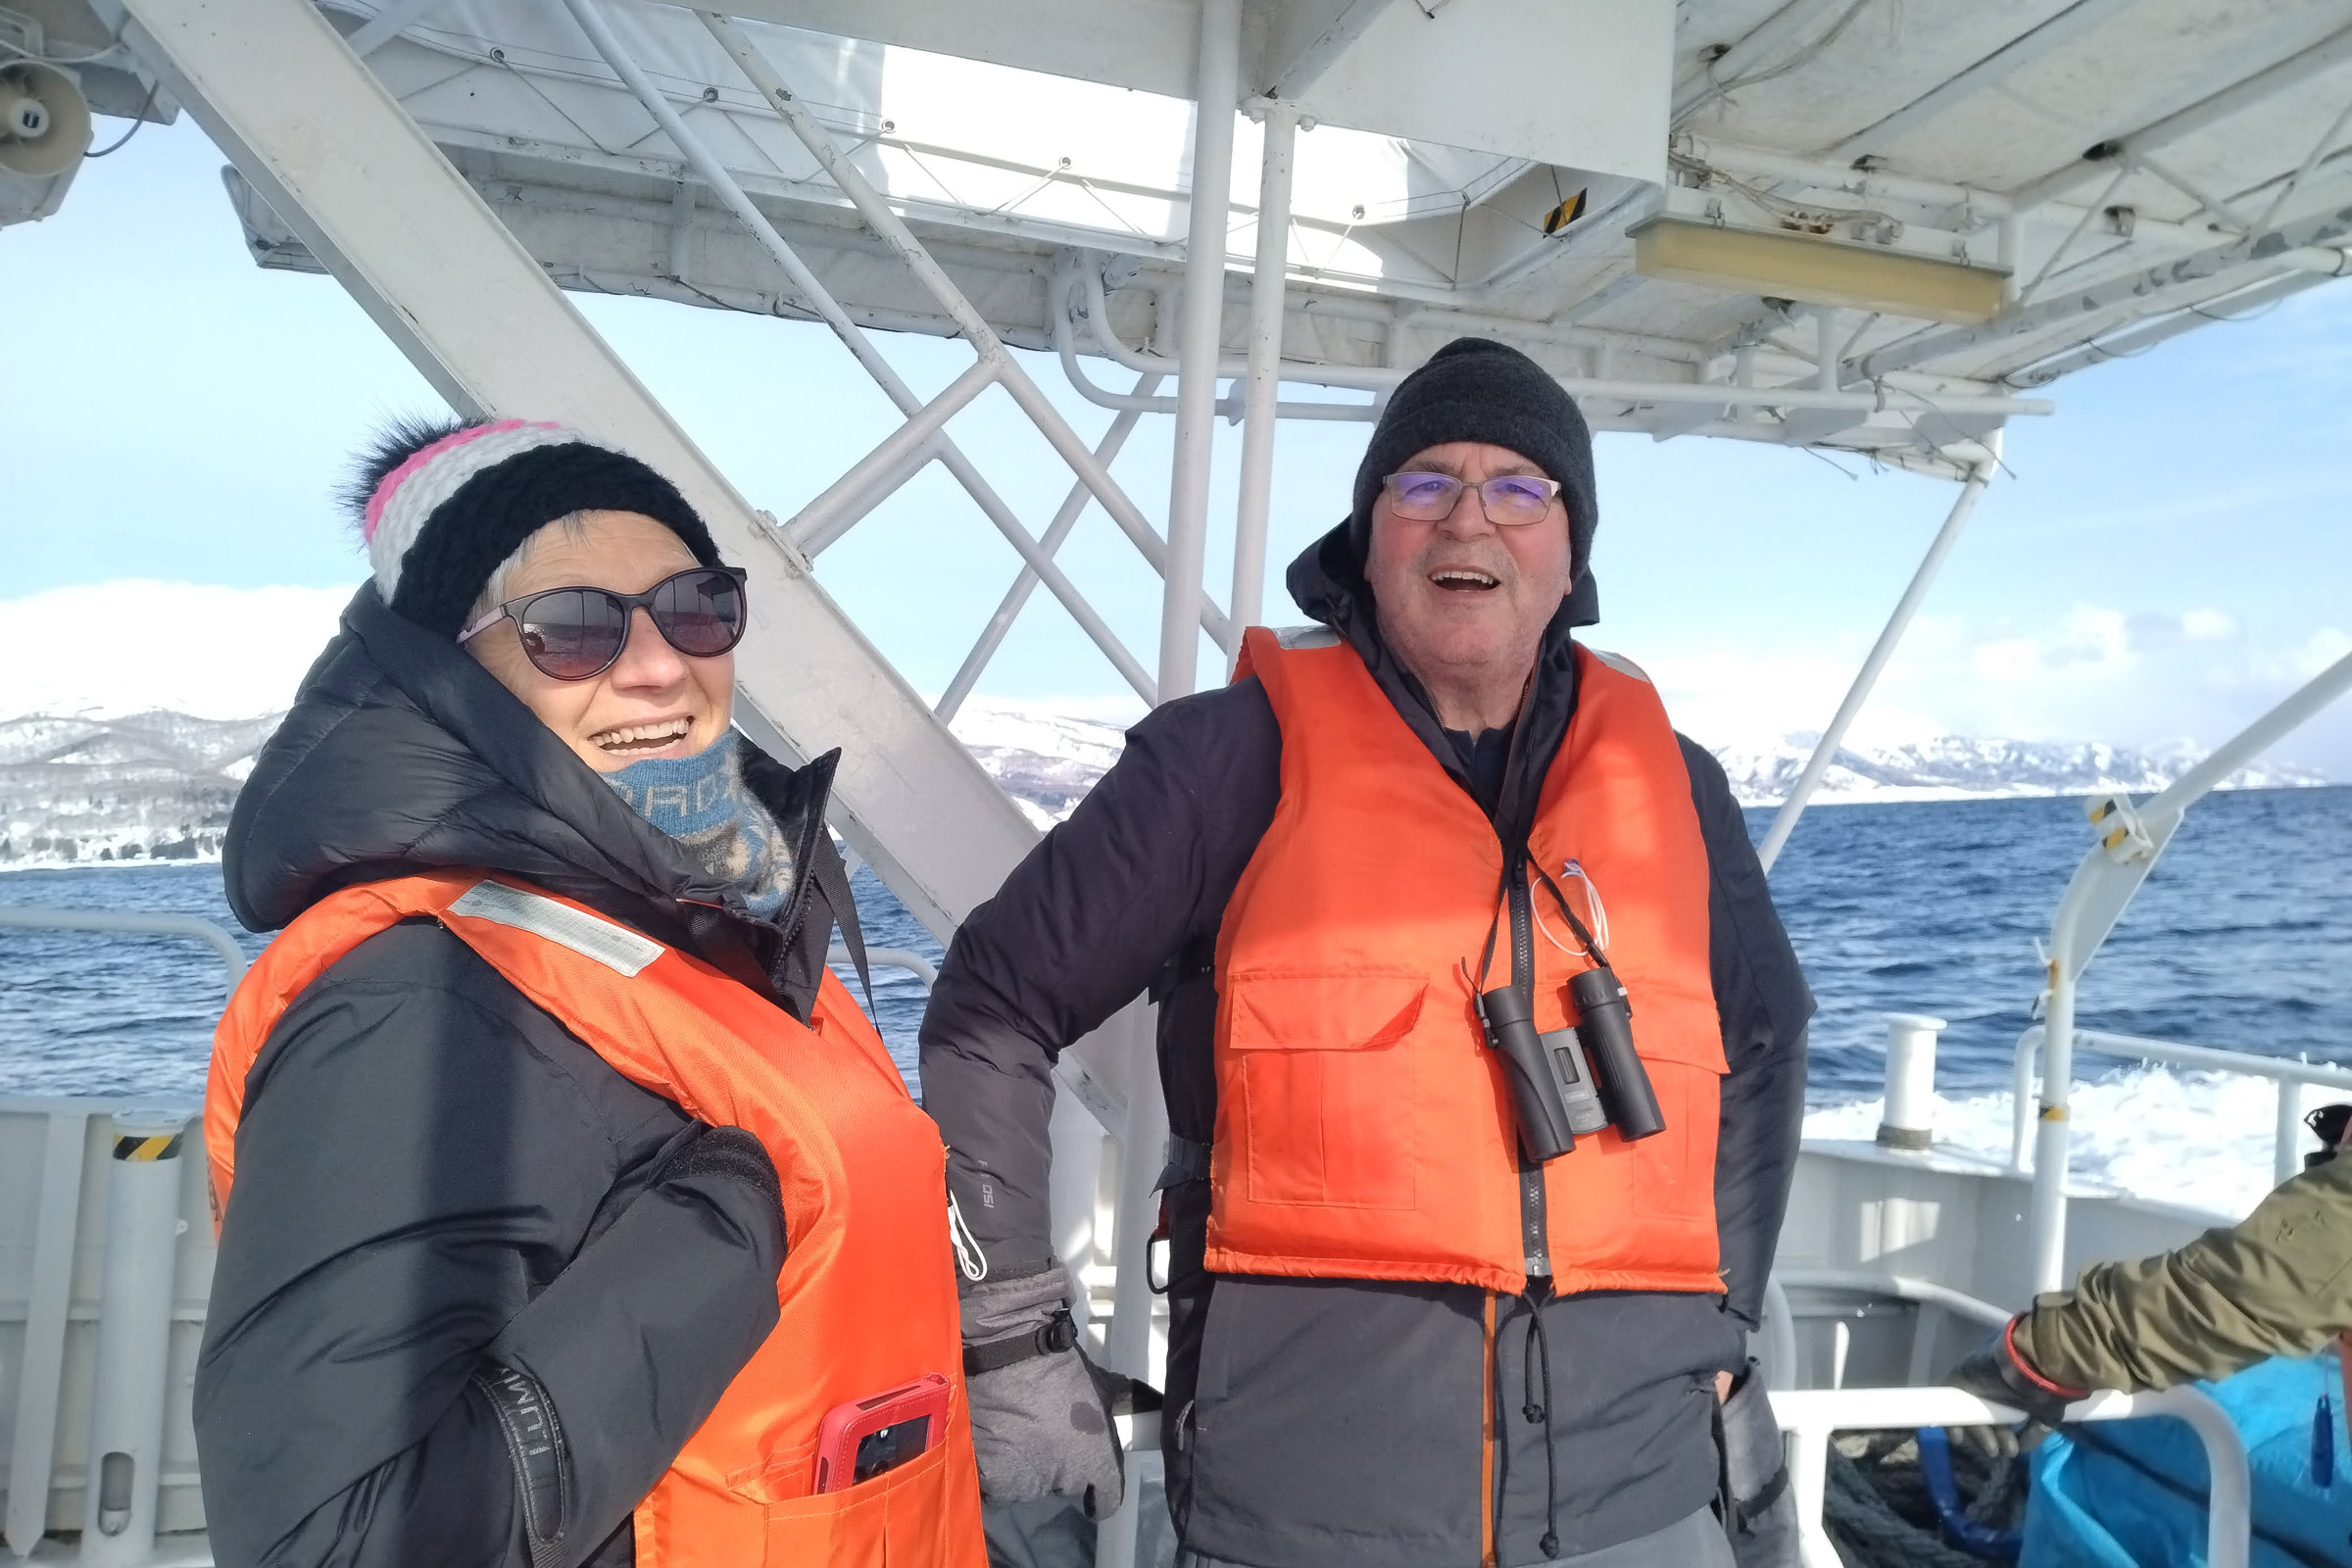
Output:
top-left (920, 525), bottom-right (1813, 1566)
top-left (197, 585), bottom-right (859, 1568)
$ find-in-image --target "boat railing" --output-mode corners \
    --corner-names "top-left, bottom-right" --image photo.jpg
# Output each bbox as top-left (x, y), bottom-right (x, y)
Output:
top-left (0, 906), bottom-right (248, 985)
top-left (1770, 1383), bottom-right (2253, 1568)
top-left (2010, 1023), bottom-right (2352, 1183)
top-left (827, 946), bottom-right (939, 991)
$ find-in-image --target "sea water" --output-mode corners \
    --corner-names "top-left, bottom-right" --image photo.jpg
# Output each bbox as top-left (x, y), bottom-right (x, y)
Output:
top-left (4, 787), bottom-right (2347, 1217)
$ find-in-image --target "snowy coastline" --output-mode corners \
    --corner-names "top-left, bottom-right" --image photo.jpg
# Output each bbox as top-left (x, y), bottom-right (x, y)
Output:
top-left (3, 705), bottom-right (2330, 871)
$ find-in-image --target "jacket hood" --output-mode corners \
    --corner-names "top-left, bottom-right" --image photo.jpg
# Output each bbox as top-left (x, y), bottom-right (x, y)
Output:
top-left (225, 585), bottom-right (792, 936)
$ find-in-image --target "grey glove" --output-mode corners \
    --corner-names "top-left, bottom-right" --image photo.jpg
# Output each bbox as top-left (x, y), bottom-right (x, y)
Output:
top-left (1715, 1360), bottom-right (1797, 1568)
top-left (960, 1262), bottom-right (1129, 1519)
top-left (1946, 1315), bottom-right (2084, 1448)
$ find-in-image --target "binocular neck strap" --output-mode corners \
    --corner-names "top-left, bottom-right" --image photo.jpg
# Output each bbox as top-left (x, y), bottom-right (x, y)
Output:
top-left (1530, 860), bottom-right (1613, 975)
top-left (1469, 856), bottom-right (1620, 1000)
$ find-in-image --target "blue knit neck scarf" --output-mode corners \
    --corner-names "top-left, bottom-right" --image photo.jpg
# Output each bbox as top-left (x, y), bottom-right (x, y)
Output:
top-left (604, 728), bottom-right (792, 919)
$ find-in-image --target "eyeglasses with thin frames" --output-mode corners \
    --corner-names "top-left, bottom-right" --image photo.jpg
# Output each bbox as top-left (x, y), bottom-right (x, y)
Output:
top-left (1381, 470), bottom-right (1563, 524)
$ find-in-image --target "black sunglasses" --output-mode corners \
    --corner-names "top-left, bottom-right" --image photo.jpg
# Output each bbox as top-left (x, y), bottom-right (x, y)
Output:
top-left (458, 565), bottom-right (749, 681)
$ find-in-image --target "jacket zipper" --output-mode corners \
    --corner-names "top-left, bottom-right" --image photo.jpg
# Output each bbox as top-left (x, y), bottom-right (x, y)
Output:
top-left (1508, 851), bottom-right (1551, 1280)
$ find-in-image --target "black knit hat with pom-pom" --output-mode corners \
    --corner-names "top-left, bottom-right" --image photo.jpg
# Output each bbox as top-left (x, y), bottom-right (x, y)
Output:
top-left (348, 416), bottom-right (721, 637)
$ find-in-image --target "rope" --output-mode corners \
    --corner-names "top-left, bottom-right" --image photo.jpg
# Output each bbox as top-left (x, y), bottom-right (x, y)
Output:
top-left (1821, 1429), bottom-right (2029, 1568)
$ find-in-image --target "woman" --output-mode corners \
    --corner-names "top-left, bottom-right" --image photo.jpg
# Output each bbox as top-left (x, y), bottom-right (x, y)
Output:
top-left (194, 417), bottom-right (984, 1568)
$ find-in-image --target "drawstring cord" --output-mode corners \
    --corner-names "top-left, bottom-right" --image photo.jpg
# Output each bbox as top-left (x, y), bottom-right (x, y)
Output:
top-left (1520, 1287), bottom-right (1562, 1560)
top-left (947, 1190), bottom-right (988, 1282)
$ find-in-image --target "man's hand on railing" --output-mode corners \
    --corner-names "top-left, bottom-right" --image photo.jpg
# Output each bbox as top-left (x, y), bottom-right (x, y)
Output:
top-left (1945, 1315), bottom-right (2088, 1447)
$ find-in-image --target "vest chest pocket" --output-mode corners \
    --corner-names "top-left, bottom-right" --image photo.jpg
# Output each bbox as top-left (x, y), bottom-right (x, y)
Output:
top-left (1623, 995), bottom-right (1726, 1223)
top-left (757, 1432), bottom-right (953, 1568)
top-left (1222, 971), bottom-right (1423, 1210)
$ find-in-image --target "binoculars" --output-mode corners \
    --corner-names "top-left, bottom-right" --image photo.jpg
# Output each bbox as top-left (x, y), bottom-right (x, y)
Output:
top-left (1478, 967), bottom-right (1665, 1162)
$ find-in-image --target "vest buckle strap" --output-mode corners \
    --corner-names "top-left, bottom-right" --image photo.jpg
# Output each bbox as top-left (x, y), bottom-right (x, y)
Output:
top-left (1154, 1134), bottom-right (1213, 1190)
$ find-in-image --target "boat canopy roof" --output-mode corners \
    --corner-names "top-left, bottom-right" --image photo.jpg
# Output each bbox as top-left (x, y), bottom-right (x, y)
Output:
top-left (227, 0), bottom-right (2352, 474)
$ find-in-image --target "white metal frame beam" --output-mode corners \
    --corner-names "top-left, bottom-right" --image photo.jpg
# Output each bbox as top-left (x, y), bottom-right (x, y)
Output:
top-left (109, 0), bottom-right (1035, 940)
top-left (1756, 437), bottom-right (1997, 872)
top-left (1159, 0), bottom-right (1244, 704)
top-left (1229, 98), bottom-right (1299, 647)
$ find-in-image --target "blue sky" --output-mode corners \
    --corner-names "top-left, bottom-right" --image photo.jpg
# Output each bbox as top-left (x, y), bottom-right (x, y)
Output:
top-left (5, 113), bottom-right (2349, 774)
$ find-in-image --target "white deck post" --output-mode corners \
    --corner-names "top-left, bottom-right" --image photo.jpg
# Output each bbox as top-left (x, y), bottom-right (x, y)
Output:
top-left (2029, 963), bottom-right (2079, 1291)
top-left (79, 1112), bottom-right (188, 1566)
top-left (1757, 436), bottom-right (1999, 872)
top-left (1230, 99), bottom-right (1298, 653)
top-left (1877, 1013), bottom-right (1944, 1150)
top-left (1161, 0), bottom-right (1244, 701)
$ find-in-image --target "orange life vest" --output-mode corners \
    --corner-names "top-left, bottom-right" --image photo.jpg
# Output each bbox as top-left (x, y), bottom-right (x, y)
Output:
top-left (1206, 629), bottom-right (1726, 1298)
top-left (205, 870), bottom-right (986, 1568)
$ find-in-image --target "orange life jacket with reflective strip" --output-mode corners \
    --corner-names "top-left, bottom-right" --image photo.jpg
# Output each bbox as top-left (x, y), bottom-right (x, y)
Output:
top-left (1206, 629), bottom-right (1726, 1298)
top-left (205, 870), bottom-right (987, 1568)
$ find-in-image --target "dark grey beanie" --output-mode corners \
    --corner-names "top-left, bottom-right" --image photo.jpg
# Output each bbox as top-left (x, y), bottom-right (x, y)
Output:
top-left (1347, 337), bottom-right (1597, 575)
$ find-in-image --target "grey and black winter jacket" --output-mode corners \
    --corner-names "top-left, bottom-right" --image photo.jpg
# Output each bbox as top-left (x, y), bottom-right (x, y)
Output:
top-left (197, 585), bottom-right (860, 1568)
top-left (919, 525), bottom-right (1814, 1566)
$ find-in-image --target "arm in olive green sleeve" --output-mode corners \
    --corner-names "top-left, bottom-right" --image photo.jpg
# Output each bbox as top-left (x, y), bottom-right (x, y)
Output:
top-left (2013, 1156), bottom-right (2352, 1394)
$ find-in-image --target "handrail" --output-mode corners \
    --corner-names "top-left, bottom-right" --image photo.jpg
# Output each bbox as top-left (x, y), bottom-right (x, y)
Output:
top-left (1774, 1269), bottom-right (2012, 1328)
top-left (0, 906), bottom-right (248, 985)
top-left (828, 946), bottom-right (938, 991)
top-left (1771, 1384), bottom-right (2251, 1568)
top-left (2012, 1024), bottom-right (2352, 1182)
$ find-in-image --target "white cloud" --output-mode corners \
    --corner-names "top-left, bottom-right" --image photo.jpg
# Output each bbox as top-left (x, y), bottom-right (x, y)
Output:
top-left (0, 581), bottom-right (358, 720)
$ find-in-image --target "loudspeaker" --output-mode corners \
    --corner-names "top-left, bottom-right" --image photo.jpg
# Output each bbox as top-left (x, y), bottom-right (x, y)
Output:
top-left (0, 61), bottom-right (92, 179)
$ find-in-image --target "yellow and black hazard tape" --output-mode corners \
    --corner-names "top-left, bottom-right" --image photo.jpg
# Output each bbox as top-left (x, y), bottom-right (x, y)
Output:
top-left (113, 1132), bottom-right (184, 1162)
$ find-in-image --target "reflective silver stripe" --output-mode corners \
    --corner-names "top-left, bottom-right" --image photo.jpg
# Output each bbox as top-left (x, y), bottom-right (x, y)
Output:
top-left (448, 881), bottom-right (663, 976)
top-left (1587, 647), bottom-right (1652, 683)
top-left (1274, 625), bottom-right (1340, 651)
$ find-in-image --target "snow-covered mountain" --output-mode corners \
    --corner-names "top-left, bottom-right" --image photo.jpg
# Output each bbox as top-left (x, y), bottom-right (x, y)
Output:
top-left (0, 705), bottom-right (2329, 869)
top-left (1710, 733), bottom-right (2328, 808)
top-left (0, 710), bottom-right (283, 866)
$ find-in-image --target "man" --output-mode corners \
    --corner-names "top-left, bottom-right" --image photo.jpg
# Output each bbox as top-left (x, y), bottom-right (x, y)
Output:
top-left (1952, 1102), bottom-right (2352, 1428)
top-left (921, 338), bottom-right (1815, 1567)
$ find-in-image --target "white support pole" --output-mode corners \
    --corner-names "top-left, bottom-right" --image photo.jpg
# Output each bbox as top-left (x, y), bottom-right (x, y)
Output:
top-left (1160, 0), bottom-right (1243, 702)
top-left (1230, 100), bottom-right (1298, 653)
top-left (79, 1112), bottom-right (187, 1567)
top-left (2029, 964), bottom-right (2078, 1293)
top-left (938, 373), bottom-right (1164, 723)
top-left (1757, 439), bottom-right (1998, 871)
